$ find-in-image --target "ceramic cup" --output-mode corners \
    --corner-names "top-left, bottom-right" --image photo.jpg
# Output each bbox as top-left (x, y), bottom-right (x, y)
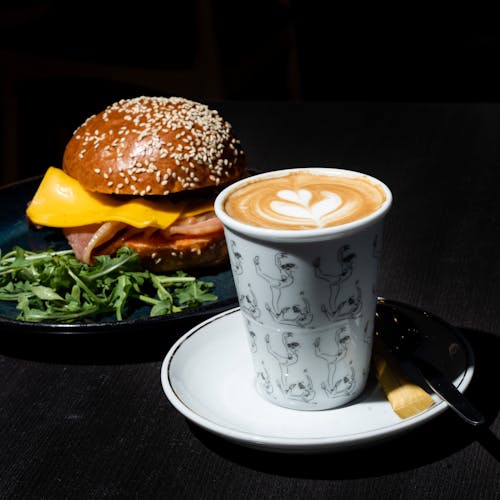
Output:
top-left (214, 168), bottom-right (392, 410)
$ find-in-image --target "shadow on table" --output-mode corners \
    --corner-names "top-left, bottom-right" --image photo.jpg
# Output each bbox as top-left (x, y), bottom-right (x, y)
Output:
top-left (190, 327), bottom-right (500, 478)
top-left (0, 316), bottom-right (204, 364)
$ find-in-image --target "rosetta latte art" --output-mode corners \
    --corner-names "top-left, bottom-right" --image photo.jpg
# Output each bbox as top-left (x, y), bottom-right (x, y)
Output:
top-left (224, 171), bottom-right (387, 229)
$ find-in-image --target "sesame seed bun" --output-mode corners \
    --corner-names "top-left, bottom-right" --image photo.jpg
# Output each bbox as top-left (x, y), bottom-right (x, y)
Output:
top-left (62, 96), bottom-right (247, 196)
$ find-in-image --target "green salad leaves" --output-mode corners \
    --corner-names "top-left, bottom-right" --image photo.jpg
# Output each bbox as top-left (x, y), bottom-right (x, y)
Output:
top-left (0, 246), bottom-right (217, 323)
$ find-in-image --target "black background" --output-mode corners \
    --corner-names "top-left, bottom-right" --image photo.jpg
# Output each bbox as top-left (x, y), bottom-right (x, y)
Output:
top-left (2, 1), bottom-right (500, 184)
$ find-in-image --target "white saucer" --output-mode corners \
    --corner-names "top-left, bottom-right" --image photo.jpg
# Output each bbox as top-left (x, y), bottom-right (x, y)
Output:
top-left (161, 307), bottom-right (474, 453)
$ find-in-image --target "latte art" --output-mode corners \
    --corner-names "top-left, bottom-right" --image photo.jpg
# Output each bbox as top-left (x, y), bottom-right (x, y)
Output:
top-left (224, 171), bottom-right (387, 229)
top-left (271, 189), bottom-right (343, 225)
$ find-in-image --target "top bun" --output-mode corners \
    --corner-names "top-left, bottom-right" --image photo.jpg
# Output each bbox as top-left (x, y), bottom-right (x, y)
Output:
top-left (63, 96), bottom-right (247, 196)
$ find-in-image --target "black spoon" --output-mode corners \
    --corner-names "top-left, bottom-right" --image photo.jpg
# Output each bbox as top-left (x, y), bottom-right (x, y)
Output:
top-left (375, 298), bottom-right (485, 426)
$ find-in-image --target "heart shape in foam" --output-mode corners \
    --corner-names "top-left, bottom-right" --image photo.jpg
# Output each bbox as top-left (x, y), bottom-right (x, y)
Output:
top-left (271, 189), bottom-right (342, 226)
top-left (277, 189), bottom-right (313, 206)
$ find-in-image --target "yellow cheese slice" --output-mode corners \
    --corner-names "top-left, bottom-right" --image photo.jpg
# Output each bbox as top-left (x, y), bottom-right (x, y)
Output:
top-left (26, 167), bottom-right (214, 229)
top-left (182, 199), bottom-right (215, 218)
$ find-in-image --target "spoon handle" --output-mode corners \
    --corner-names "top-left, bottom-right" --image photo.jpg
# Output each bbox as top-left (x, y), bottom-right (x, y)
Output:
top-left (416, 358), bottom-right (485, 426)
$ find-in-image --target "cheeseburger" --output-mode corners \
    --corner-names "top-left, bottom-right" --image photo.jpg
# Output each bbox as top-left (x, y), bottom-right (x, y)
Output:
top-left (27, 96), bottom-right (247, 271)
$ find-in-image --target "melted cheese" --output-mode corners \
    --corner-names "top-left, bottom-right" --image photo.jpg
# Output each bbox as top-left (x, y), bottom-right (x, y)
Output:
top-left (26, 167), bottom-right (214, 229)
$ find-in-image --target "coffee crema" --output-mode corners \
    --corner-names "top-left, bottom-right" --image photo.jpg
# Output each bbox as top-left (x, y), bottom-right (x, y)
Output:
top-left (224, 171), bottom-right (387, 230)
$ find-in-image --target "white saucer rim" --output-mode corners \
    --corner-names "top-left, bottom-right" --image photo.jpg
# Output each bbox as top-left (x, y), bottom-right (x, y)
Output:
top-left (161, 307), bottom-right (475, 451)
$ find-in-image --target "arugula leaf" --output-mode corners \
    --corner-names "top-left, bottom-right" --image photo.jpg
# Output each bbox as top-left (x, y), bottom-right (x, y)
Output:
top-left (0, 246), bottom-right (218, 323)
top-left (175, 280), bottom-right (218, 307)
top-left (31, 285), bottom-right (65, 301)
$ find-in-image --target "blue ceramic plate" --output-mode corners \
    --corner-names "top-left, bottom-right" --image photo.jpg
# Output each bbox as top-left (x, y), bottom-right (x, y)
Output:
top-left (0, 177), bottom-right (238, 334)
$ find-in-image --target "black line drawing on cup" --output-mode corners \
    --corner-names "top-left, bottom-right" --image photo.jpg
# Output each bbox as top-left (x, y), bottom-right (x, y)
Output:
top-left (327, 362), bottom-right (357, 399)
top-left (256, 361), bottom-right (274, 396)
top-left (240, 283), bottom-right (262, 320)
top-left (265, 331), bottom-right (299, 386)
top-left (286, 370), bottom-right (316, 403)
top-left (265, 332), bottom-right (316, 404)
top-left (230, 240), bottom-right (244, 276)
top-left (314, 245), bottom-right (363, 321)
top-left (314, 326), bottom-right (354, 397)
top-left (254, 253), bottom-right (295, 312)
top-left (246, 319), bottom-right (258, 353)
top-left (229, 240), bottom-right (262, 320)
top-left (265, 291), bottom-right (314, 328)
top-left (228, 239), bottom-right (244, 294)
top-left (331, 280), bottom-right (363, 320)
top-left (255, 252), bottom-right (313, 327)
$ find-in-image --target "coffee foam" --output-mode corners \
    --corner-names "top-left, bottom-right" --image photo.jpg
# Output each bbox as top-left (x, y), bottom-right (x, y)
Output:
top-left (224, 171), bottom-right (387, 230)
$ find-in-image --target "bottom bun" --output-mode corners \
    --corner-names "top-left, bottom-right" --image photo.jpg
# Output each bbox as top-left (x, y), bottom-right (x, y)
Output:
top-left (120, 234), bottom-right (229, 272)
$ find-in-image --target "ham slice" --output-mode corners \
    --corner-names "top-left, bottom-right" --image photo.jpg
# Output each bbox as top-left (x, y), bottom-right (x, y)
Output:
top-left (161, 212), bottom-right (224, 237)
top-left (63, 223), bottom-right (101, 262)
top-left (63, 212), bottom-right (224, 265)
top-left (64, 222), bottom-right (126, 264)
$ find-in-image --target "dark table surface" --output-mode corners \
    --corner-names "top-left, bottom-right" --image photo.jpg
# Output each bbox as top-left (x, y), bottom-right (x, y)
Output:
top-left (1, 101), bottom-right (499, 499)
